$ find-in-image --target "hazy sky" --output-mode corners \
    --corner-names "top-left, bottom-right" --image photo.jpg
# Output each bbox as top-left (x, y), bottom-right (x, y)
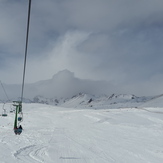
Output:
top-left (1, 0), bottom-right (163, 96)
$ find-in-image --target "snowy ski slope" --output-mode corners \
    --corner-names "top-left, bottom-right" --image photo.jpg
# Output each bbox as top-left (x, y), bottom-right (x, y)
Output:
top-left (0, 103), bottom-right (163, 163)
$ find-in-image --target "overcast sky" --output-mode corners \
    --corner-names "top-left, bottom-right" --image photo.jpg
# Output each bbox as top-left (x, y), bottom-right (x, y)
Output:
top-left (0, 0), bottom-right (163, 96)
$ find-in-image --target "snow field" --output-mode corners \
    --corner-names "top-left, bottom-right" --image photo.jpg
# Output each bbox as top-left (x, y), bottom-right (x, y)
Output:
top-left (0, 103), bottom-right (163, 163)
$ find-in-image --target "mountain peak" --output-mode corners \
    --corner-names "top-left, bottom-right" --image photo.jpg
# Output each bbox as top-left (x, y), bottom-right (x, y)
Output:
top-left (52, 69), bottom-right (75, 79)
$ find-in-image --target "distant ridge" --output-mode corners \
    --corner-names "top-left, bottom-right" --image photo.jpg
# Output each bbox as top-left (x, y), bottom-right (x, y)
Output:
top-left (30, 93), bottom-right (163, 109)
top-left (1, 91), bottom-right (163, 109)
top-left (60, 93), bottom-right (155, 109)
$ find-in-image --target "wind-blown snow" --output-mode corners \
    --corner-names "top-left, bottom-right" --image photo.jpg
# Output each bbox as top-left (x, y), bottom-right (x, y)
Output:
top-left (0, 101), bottom-right (163, 163)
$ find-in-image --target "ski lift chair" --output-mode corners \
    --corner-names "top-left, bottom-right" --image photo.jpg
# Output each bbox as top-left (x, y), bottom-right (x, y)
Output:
top-left (2, 113), bottom-right (7, 117)
top-left (14, 125), bottom-right (23, 135)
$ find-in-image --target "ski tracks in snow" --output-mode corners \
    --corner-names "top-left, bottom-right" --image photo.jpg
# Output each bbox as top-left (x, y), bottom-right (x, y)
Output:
top-left (14, 144), bottom-right (48, 163)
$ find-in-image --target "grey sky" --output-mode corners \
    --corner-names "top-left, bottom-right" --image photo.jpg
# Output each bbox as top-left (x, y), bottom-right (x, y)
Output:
top-left (0, 0), bottom-right (163, 96)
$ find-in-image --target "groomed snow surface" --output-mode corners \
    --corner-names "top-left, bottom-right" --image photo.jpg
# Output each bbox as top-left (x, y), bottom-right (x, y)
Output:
top-left (0, 103), bottom-right (163, 163)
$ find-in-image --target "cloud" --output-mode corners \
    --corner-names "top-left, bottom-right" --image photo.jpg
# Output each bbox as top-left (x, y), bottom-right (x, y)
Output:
top-left (0, 1), bottom-right (28, 56)
top-left (1, 0), bottom-right (163, 96)
top-left (1, 69), bottom-right (119, 100)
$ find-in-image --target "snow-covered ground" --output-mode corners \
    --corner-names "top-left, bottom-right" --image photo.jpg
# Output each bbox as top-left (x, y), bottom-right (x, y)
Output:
top-left (0, 102), bottom-right (163, 163)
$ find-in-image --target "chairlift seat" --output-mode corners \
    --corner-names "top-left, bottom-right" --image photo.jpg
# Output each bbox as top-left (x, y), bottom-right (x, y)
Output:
top-left (2, 114), bottom-right (7, 117)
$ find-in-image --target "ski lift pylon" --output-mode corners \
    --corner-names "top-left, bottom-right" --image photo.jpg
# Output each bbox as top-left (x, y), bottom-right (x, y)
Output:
top-left (2, 103), bottom-right (7, 117)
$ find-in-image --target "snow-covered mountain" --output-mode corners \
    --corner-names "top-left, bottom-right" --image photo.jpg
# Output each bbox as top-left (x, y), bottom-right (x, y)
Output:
top-left (60, 93), bottom-right (156, 109)
top-left (1, 89), bottom-right (163, 109)
top-left (27, 92), bottom-right (163, 110)
top-left (1, 69), bottom-right (163, 109)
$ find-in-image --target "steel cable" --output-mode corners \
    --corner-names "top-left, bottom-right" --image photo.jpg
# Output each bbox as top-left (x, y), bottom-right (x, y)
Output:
top-left (21, 0), bottom-right (32, 102)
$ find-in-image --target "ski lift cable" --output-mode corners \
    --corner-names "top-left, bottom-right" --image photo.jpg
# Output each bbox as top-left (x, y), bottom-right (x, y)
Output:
top-left (21, 0), bottom-right (32, 102)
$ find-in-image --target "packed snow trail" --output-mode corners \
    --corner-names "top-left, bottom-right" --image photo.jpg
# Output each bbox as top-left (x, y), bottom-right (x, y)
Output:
top-left (0, 103), bottom-right (163, 163)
